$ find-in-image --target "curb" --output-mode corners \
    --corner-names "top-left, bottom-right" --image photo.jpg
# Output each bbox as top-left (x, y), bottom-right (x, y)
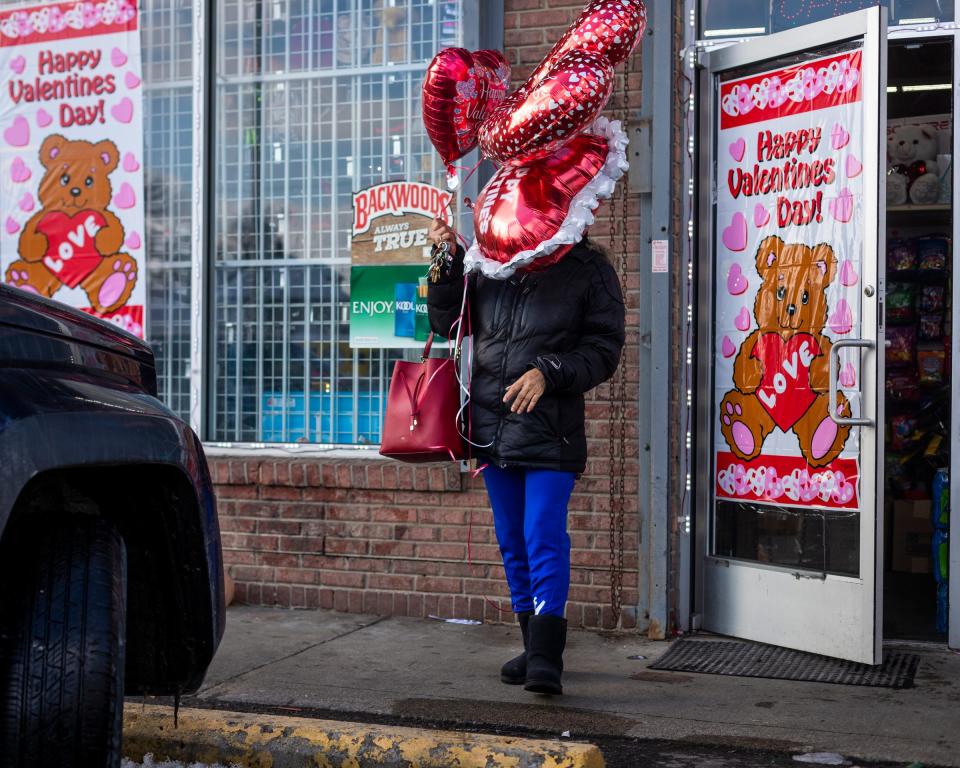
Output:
top-left (123, 704), bottom-right (606, 768)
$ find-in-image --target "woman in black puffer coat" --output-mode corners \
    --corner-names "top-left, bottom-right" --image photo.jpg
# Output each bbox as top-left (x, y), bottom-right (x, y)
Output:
top-left (426, 218), bottom-right (625, 695)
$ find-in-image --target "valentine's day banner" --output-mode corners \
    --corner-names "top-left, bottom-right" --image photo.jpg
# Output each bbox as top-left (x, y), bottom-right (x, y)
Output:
top-left (713, 46), bottom-right (865, 511)
top-left (0, 0), bottom-right (145, 338)
top-left (349, 180), bottom-right (451, 349)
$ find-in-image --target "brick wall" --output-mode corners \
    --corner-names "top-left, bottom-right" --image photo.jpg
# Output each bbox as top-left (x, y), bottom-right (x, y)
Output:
top-left (214, 0), bottom-right (648, 632)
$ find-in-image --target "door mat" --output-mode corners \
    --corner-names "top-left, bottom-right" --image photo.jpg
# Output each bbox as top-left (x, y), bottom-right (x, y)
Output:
top-left (648, 638), bottom-right (919, 688)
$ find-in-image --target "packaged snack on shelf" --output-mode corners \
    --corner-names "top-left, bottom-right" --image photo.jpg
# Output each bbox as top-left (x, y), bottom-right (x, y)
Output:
top-left (933, 467), bottom-right (949, 528)
top-left (925, 433), bottom-right (945, 460)
top-left (887, 282), bottom-right (916, 321)
top-left (891, 414), bottom-right (919, 449)
top-left (919, 314), bottom-right (944, 340)
top-left (919, 284), bottom-right (947, 314)
top-left (886, 325), bottom-right (917, 365)
top-left (886, 451), bottom-right (908, 487)
top-left (886, 368), bottom-right (921, 401)
top-left (917, 236), bottom-right (950, 272)
top-left (887, 239), bottom-right (917, 273)
top-left (918, 345), bottom-right (947, 384)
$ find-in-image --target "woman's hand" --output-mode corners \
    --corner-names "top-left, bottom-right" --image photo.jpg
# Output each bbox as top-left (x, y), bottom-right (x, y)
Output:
top-left (428, 218), bottom-right (457, 249)
top-left (503, 369), bottom-right (546, 413)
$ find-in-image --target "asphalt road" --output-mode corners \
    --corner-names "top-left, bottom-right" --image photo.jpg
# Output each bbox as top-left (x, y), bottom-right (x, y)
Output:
top-left (597, 740), bottom-right (907, 768)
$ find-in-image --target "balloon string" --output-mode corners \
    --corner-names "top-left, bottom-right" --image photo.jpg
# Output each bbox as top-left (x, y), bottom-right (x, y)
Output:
top-left (446, 156), bottom-right (484, 194)
top-left (461, 156), bottom-right (483, 186)
top-left (447, 275), bottom-right (493, 451)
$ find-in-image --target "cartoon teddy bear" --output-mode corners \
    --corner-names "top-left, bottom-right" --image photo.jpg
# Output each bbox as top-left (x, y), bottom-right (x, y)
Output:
top-left (720, 235), bottom-right (852, 469)
top-left (5, 134), bottom-right (137, 315)
top-left (887, 124), bottom-right (941, 206)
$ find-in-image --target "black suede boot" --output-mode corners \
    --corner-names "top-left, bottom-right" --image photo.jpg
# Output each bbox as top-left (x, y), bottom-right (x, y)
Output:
top-left (523, 614), bottom-right (567, 695)
top-left (500, 611), bottom-right (532, 684)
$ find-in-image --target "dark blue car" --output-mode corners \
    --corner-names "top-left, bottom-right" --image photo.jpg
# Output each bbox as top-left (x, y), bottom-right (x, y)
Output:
top-left (0, 285), bottom-right (225, 768)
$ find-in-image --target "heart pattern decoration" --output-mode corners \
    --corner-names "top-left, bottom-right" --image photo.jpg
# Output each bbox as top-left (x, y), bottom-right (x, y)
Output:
top-left (479, 49), bottom-right (614, 166)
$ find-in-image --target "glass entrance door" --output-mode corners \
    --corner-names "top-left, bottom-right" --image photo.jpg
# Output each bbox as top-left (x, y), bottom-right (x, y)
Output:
top-left (696, 8), bottom-right (887, 664)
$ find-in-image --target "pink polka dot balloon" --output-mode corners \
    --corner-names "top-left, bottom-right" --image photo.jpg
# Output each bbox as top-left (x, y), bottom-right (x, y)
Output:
top-left (478, 49), bottom-right (614, 166)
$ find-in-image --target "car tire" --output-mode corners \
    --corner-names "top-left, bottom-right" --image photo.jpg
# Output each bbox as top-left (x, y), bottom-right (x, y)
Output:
top-left (0, 517), bottom-right (127, 768)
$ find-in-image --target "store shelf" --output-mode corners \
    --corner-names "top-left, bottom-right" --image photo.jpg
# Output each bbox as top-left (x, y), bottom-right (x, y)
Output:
top-left (887, 204), bottom-right (952, 227)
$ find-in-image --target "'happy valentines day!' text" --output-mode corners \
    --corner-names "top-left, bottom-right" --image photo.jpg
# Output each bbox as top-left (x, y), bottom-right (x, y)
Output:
top-left (728, 127), bottom-right (836, 227)
top-left (7, 49), bottom-right (115, 127)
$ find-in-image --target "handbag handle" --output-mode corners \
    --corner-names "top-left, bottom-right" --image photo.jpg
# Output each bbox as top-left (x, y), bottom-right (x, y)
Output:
top-left (420, 332), bottom-right (435, 362)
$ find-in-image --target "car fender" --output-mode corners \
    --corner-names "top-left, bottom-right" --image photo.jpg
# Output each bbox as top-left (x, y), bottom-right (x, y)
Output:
top-left (0, 369), bottom-right (203, 527)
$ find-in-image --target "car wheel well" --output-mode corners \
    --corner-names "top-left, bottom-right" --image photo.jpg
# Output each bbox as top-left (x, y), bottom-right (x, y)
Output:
top-left (2, 464), bottom-right (216, 695)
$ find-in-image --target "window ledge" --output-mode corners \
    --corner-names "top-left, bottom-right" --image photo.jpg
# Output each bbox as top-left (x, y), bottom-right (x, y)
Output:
top-left (204, 446), bottom-right (466, 493)
top-left (203, 443), bottom-right (384, 460)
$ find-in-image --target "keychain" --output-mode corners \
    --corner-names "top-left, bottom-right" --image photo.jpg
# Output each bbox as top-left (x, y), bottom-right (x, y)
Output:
top-left (429, 239), bottom-right (451, 283)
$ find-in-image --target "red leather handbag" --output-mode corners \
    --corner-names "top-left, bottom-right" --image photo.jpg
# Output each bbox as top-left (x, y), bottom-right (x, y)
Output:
top-left (380, 331), bottom-right (466, 463)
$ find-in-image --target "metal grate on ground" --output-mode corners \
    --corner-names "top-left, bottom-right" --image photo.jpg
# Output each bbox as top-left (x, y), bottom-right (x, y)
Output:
top-left (648, 638), bottom-right (920, 689)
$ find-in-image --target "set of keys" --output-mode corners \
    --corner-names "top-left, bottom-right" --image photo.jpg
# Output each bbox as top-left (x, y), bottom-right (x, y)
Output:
top-left (428, 240), bottom-right (452, 283)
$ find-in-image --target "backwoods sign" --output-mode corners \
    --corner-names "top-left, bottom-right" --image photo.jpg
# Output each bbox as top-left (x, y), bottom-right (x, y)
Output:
top-left (351, 181), bottom-right (451, 265)
top-left (349, 180), bottom-right (452, 349)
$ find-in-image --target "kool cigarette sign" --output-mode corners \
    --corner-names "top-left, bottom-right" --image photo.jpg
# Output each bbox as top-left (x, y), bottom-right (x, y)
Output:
top-left (350, 180), bottom-right (451, 348)
top-left (0, 0), bottom-right (146, 337)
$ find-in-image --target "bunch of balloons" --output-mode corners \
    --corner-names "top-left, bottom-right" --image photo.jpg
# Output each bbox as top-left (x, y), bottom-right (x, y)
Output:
top-left (421, 0), bottom-right (646, 277)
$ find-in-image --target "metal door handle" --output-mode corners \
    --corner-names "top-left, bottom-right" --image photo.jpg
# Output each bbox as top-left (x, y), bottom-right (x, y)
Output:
top-left (829, 338), bottom-right (875, 427)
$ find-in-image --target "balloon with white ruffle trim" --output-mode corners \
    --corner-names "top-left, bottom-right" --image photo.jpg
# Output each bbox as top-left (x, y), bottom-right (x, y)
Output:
top-left (465, 118), bottom-right (628, 279)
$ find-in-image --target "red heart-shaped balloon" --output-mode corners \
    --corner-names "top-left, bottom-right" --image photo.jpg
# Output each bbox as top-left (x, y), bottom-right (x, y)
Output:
top-left (421, 48), bottom-right (510, 168)
top-left (466, 119), bottom-right (626, 278)
top-left (479, 49), bottom-right (614, 167)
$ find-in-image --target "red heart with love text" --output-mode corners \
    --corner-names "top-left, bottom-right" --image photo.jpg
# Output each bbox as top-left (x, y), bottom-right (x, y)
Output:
top-left (751, 332), bottom-right (822, 432)
top-left (36, 210), bottom-right (107, 288)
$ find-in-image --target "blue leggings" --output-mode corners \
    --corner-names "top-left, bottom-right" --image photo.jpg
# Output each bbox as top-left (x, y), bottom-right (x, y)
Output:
top-left (483, 466), bottom-right (576, 617)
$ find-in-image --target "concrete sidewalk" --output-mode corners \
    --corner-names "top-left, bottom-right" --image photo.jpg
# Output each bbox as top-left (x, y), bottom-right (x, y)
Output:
top-left (154, 607), bottom-right (959, 766)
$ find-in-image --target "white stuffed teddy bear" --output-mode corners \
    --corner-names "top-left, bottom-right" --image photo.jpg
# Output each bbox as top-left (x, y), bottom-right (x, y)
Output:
top-left (887, 124), bottom-right (941, 205)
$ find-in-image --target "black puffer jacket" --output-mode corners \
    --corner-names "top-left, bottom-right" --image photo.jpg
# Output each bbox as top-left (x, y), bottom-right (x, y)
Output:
top-left (427, 241), bottom-right (625, 473)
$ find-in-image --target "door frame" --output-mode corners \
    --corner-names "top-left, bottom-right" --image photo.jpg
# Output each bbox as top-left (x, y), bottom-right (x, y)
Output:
top-left (693, 8), bottom-right (887, 664)
top-left (887, 21), bottom-right (960, 656)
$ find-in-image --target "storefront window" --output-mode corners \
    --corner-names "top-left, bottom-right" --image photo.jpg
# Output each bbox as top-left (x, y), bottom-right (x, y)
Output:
top-left (142, 0), bottom-right (195, 422)
top-left (701, 0), bottom-right (955, 38)
top-left (210, 1), bottom-right (462, 444)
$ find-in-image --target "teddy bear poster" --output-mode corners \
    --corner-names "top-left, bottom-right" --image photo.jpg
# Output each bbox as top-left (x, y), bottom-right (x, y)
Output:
top-left (0, 1), bottom-right (145, 338)
top-left (714, 47), bottom-right (869, 512)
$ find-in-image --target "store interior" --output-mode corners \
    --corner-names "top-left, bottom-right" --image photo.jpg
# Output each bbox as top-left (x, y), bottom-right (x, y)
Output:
top-left (883, 39), bottom-right (952, 641)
